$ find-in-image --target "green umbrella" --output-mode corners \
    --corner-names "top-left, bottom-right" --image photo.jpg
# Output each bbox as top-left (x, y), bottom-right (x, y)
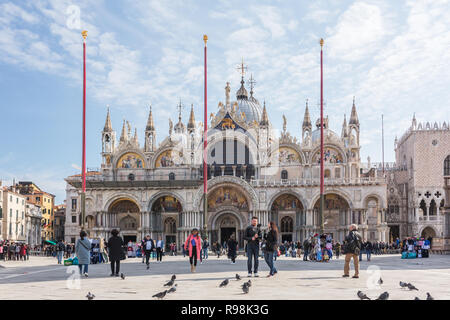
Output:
top-left (45, 240), bottom-right (57, 245)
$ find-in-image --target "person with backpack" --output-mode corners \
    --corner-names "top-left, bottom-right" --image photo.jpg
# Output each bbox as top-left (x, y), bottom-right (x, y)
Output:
top-left (343, 224), bottom-right (362, 278)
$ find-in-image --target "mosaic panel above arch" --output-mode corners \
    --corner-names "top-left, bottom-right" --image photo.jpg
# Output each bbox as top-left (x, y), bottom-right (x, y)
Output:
top-left (271, 194), bottom-right (303, 211)
top-left (155, 149), bottom-right (183, 168)
top-left (152, 196), bottom-right (182, 212)
top-left (275, 147), bottom-right (301, 165)
top-left (312, 147), bottom-right (343, 164)
top-left (208, 186), bottom-right (249, 211)
top-left (117, 152), bottom-right (145, 169)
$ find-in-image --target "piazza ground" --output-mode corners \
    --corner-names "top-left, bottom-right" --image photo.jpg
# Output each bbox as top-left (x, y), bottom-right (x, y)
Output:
top-left (0, 254), bottom-right (449, 300)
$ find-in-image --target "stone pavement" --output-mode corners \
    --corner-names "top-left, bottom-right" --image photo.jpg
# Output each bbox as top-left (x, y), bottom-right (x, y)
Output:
top-left (0, 253), bottom-right (449, 300)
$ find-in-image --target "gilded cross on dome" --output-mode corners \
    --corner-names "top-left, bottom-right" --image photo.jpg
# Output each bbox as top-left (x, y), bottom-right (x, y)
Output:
top-left (236, 58), bottom-right (247, 78)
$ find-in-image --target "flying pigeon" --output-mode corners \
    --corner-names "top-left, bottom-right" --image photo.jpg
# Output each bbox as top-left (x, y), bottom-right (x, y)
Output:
top-left (164, 279), bottom-right (175, 287)
top-left (152, 290), bottom-right (167, 299)
top-left (407, 283), bottom-right (419, 291)
top-left (378, 278), bottom-right (383, 285)
top-left (167, 284), bottom-right (177, 294)
top-left (120, 273), bottom-right (125, 280)
top-left (357, 291), bottom-right (371, 300)
top-left (376, 292), bottom-right (389, 300)
top-left (86, 292), bottom-right (95, 300)
top-left (242, 283), bottom-right (249, 294)
top-left (219, 279), bottom-right (229, 287)
top-left (171, 274), bottom-right (176, 281)
top-left (236, 274), bottom-right (241, 281)
top-left (426, 293), bottom-right (434, 300)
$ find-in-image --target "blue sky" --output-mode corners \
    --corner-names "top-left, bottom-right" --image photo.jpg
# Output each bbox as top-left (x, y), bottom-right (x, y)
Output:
top-left (0, 0), bottom-right (449, 203)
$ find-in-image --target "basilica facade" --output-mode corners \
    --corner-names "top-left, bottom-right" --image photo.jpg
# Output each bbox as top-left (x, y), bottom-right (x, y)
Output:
top-left (64, 75), bottom-right (388, 250)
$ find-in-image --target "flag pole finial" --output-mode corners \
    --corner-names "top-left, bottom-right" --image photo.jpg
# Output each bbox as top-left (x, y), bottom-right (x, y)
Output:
top-left (82, 30), bottom-right (88, 41)
top-left (320, 38), bottom-right (324, 47)
top-left (203, 34), bottom-right (208, 45)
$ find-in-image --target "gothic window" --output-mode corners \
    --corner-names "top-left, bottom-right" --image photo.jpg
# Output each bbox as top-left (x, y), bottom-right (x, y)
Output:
top-left (280, 216), bottom-right (293, 233)
top-left (335, 168), bottom-right (341, 178)
top-left (419, 199), bottom-right (427, 216)
top-left (120, 216), bottom-right (137, 230)
top-left (164, 217), bottom-right (177, 234)
top-left (429, 199), bottom-right (436, 215)
top-left (128, 173), bottom-right (135, 181)
top-left (444, 155), bottom-right (450, 176)
top-left (169, 172), bottom-right (175, 180)
top-left (281, 170), bottom-right (288, 180)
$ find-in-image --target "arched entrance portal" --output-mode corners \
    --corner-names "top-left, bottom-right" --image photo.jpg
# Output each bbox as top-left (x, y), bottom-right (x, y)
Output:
top-left (421, 226), bottom-right (436, 239)
top-left (270, 193), bottom-right (304, 242)
top-left (313, 193), bottom-right (350, 241)
top-left (109, 198), bottom-right (140, 243)
top-left (215, 213), bottom-right (240, 247)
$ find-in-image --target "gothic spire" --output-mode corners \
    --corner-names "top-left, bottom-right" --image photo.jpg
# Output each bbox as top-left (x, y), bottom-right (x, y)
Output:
top-left (188, 104), bottom-right (196, 131)
top-left (120, 119), bottom-right (127, 142)
top-left (260, 100), bottom-right (269, 126)
top-left (341, 114), bottom-right (348, 138)
top-left (349, 96), bottom-right (359, 126)
top-left (103, 107), bottom-right (112, 132)
top-left (302, 99), bottom-right (312, 129)
top-left (133, 128), bottom-right (138, 145)
top-left (146, 105), bottom-right (155, 131)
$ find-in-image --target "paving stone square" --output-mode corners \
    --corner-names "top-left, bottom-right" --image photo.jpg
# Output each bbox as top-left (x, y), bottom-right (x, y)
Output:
top-left (1, 254), bottom-right (449, 300)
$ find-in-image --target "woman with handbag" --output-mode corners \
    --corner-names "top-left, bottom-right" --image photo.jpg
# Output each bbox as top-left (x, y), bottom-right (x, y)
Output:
top-left (75, 231), bottom-right (91, 277)
top-left (263, 221), bottom-right (279, 277)
top-left (107, 229), bottom-right (124, 277)
top-left (184, 228), bottom-right (202, 273)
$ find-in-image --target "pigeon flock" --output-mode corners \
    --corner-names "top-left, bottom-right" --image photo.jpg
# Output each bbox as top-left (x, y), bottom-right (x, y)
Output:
top-left (356, 280), bottom-right (436, 300)
top-left (83, 265), bottom-right (437, 301)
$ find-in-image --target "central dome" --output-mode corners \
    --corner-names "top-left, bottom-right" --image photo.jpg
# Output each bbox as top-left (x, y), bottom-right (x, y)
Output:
top-left (235, 79), bottom-right (262, 123)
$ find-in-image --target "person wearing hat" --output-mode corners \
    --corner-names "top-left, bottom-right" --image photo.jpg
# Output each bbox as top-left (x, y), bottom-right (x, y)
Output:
top-left (184, 228), bottom-right (202, 272)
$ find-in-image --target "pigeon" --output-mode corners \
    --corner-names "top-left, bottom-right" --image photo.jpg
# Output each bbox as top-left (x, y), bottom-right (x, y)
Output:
top-left (171, 274), bottom-right (176, 281)
top-left (376, 292), bottom-right (389, 300)
top-left (219, 279), bottom-right (229, 287)
top-left (357, 290), bottom-right (371, 300)
top-left (378, 278), bottom-right (383, 285)
top-left (164, 279), bottom-right (175, 287)
top-left (400, 281), bottom-right (408, 288)
top-left (167, 284), bottom-right (177, 294)
top-left (152, 290), bottom-right (167, 299)
top-left (407, 283), bottom-right (419, 291)
top-left (120, 273), bottom-right (125, 280)
top-left (246, 280), bottom-right (252, 287)
top-left (414, 297), bottom-right (420, 300)
top-left (242, 283), bottom-right (249, 294)
top-left (236, 274), bottom-right (241, 281)
top-left (86, 292), bottom-right (95, 300)
top-left (426, 293), bottom-right (434, 300)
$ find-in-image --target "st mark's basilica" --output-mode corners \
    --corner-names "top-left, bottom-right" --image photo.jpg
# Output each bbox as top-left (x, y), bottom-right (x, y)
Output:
top-left (64, 72), bottom-right (388, 250)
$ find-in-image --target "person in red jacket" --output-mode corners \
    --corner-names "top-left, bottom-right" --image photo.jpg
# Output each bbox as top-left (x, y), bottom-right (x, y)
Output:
top-left (20, 244), bottom-right (27, 261)
top-left (184, 228), bottom-right (202, 273)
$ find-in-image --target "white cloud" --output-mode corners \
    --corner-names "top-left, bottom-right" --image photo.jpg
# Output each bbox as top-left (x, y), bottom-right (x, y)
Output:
top-left (327, 2), bottom-right (386, 61)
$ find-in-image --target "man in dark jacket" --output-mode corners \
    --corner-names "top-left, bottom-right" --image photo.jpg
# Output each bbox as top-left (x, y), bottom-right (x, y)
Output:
top-left (107, 229), bottom-right (124, 276)
top-left (143, 235), bottom-right (155, 269)
top-left (303, 238), bottom-right (310, 261)
top-left (56, 240), bottom-right (65, 264)
top-left (343, 224), bottom-right (362, 278)
top-left (244, 216), bottom-right (262, 277)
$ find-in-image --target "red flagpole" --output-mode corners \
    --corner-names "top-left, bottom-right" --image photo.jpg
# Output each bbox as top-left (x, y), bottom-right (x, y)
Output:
top-left (320, 38), bottom-right (325, 235)
top-left (203, 35), bottom-right (208, 235)
top-left (81, 30), bottom-right (88, 230)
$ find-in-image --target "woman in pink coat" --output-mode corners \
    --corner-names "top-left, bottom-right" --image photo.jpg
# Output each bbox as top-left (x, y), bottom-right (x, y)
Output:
top-left (184, 228), bottom-right (202, 273)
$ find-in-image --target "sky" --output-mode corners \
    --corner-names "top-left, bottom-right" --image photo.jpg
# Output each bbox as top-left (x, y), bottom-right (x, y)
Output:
top-left (0, 0), bottom-right (449, 203)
